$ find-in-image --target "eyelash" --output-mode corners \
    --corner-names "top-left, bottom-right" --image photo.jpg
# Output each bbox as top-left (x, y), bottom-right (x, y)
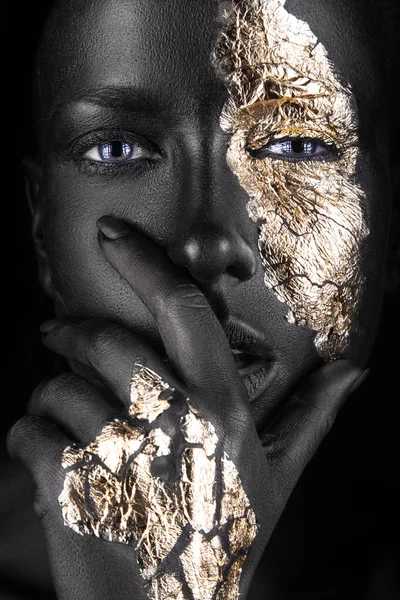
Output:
top-left (66, 130), bottom-right (338, 178)
top-left (68, 129), bottom-right (162, 174)
top-left (248, 136), bottom-right (339, 162)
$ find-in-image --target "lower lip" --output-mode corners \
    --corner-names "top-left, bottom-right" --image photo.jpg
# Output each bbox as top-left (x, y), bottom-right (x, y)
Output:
top-left (237, 358), bottom-right (275, 403)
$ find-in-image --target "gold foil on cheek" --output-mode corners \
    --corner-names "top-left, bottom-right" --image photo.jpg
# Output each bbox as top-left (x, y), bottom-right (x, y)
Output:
top-left (59, 363), bottom-right (258, 600)
top-left (213, 0), bottom-right (369, 360)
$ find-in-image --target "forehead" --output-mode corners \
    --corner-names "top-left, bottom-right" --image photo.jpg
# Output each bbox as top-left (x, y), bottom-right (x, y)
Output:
top-left (36, 0), bottom-right (379, 122)
top-left (284, 0), bottom-right (382, 104)
top-left (37, 0), bottom-right (224, 120)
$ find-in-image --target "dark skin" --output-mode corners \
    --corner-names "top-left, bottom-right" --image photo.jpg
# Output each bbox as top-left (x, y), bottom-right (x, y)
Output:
top-left (6, 0), bottom-right (396, 598)
top-left (24, 0), bottom-right (391, 420)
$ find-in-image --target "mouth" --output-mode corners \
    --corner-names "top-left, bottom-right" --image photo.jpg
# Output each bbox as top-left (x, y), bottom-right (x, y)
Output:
top-left (222, 317), bottom-right (276, 403)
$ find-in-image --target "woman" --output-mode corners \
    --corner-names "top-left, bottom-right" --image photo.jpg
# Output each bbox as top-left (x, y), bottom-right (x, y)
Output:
top-left (2, 0), bottom-right (399, 598)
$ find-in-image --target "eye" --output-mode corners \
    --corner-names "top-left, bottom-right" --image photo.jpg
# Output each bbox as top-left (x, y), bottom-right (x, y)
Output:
top-left (84, 141), bottom-right (153, 163)
top-left (249, 138), bottom-right (337, 161)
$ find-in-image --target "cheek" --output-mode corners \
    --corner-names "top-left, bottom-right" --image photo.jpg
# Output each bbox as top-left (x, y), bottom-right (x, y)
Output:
top-left (226, 137), bottom-right (369, 360)
top-left (40, 165), bottom-right (160, 338)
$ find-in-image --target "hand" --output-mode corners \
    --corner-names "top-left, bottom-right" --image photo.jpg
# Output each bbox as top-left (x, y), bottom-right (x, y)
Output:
top-left (7, 217), bottom-right (367, 600)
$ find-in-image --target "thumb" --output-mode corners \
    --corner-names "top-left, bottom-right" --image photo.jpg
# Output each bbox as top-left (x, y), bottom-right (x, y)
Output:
top-left (262, 360), bottom-right (369, 501)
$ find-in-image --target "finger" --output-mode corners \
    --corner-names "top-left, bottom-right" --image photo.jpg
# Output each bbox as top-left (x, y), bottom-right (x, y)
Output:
top-left (41, 318), bottom-right (178, 408)
top-left (261, 360), bottom-right (368, 499)
top-left (96, 217), bottom-right (245, 408)
top-left (7, 416), bottom-right (70, 507)
top-left (27, 373), bottom-right (119, 444)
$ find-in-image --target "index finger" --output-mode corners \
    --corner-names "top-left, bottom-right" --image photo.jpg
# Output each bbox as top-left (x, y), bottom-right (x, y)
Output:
top-left (96, 216), bottom-right (246, 410)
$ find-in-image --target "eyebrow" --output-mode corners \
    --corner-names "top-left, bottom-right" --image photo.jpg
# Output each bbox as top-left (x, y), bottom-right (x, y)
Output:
top-left (47, 85), bottom-right (168, 124)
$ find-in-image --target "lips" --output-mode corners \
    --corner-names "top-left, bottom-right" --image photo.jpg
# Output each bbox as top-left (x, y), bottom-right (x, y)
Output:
top-left (222, 317), bottom-right (276, 403)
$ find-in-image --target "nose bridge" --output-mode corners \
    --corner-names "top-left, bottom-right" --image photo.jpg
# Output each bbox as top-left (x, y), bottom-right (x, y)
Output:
top-left (183, 122), bottom-right (237, 228)
top-left (168, 123), bottom-right (256, 283)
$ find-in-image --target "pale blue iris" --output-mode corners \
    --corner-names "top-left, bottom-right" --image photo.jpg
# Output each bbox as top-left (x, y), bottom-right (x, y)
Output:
top-left (99, 141), bottom-right (134, 161)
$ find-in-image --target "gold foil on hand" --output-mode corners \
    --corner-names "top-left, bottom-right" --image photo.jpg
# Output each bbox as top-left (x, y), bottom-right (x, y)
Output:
top-left (213, 0), bottom-right (369, 359)
top-left (130, 363), bottom-right (171, 423)
top-left (59, 362), bottom-right (258, 599)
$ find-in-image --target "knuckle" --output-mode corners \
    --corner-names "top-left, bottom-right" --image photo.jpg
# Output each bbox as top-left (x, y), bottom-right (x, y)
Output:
top-left (322, 411), bottom-right (337, 435)
top-left (264, 433), bottom-right (284, 465)
top-left (29, 373), bottom-right (91, 418)
top-left (86, 320), bottom-right (132, 359)
top-left (89, 324), bottom-right (120, 362)
top-left (6, 415), bottom-right (43, 456)
top-left (40, 373), bottom-right (79, 407)
top-left (262, 432), bottom-right (279, 454)
top-left (6, 417), bottom-right (28, 451)
top-left (161, 283), bottom-right (209, 313)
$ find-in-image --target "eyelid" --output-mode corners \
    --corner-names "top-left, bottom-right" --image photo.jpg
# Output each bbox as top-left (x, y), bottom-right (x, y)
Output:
top-left (246, 124), bottom-right (339, 149)
top-left (84, 141), bottom-right (152, 162)
top-left (67, 128), bottom-right (162, 161)
top-left (247, 135), bottom-right (339, 161)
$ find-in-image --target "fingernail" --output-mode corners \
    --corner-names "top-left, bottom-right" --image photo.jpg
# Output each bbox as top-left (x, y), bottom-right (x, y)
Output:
top-left (97, 216), bottom-right (131, 240)
top-left (348, 368), bottom-right (370, 396)
top-left (40, 319), bottom-right (59, 334)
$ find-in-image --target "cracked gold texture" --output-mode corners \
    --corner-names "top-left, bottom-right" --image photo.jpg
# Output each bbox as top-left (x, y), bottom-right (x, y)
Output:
top-left (59, 363), bottom-right (258, 599)
top-left (213, 0), bottom-right (369, 359)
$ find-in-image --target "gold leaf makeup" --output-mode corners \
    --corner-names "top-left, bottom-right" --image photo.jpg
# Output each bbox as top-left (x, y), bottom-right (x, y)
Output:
top-left (213, 0), bottom-right (369, 360)
top-left (59, 363), bottom-right (258, 600)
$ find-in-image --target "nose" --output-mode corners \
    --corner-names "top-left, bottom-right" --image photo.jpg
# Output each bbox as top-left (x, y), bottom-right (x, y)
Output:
top-left (168, 222), bottom-right (257, 284)
top-left (167, 125), bottom-right (258, 284)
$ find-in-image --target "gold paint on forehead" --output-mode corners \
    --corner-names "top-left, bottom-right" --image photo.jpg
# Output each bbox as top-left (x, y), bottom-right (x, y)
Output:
top-left (213, 0), bottom-right (369, 359)
top-left (59, 363), bottom-right (258, 600)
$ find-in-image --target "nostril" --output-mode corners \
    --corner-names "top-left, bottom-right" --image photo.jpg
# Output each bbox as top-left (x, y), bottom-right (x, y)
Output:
top-left (226, 265), bottom-right (236, 278)
top-left (226, 262), bottom-right (254, 281)
top-left (226, 245), bottom-right (257, 281)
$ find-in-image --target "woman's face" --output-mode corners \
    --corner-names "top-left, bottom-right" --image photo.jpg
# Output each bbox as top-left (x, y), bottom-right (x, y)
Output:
top-left (32, 0), bottom-right (392, 427)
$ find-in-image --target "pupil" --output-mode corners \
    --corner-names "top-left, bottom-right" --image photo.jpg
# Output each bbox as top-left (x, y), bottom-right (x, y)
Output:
top-left (280, 140), bottom-right (317, 155)
top-left (100, 141), bottom-right (132, 160)
top-left (291, 140), bottom-right (304, 153)
top-left (289, 140), bottom-right (316, 154)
